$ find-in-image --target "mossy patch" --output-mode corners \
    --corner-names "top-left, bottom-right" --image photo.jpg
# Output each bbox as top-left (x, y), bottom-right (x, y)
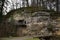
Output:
top-left (25, 38), bottom-right (40, 40)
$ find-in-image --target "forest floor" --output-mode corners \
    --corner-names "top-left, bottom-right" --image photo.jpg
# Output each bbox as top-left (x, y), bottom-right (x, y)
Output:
top-left (0, 36), bottom-right (40, 40)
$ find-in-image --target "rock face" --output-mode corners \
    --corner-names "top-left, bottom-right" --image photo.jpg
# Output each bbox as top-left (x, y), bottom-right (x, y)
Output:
top-left (1, 8), bottom-right (60, 37)
top-left (5, 11), bottom-right (51, 37)
top-left (52, 17), bottom-right (60, 36)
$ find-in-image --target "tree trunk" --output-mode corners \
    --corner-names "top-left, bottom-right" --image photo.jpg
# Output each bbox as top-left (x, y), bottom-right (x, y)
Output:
top-left (26, 0), bottom-right (29, 7)
top-left (0, 0), bottom-right (5, 23)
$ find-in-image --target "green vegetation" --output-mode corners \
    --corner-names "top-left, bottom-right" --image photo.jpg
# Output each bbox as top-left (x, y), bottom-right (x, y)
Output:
top-left (25, 38), bottom-right (40, 40)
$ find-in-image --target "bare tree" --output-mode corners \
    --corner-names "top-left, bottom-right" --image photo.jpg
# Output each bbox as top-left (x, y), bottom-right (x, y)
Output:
top-left (11, 0), bottom-right (15, 9)
top-left (26, 0), bottom-right (29, 7)
top-left (56, 0), bottom-right (58, 12)
top-left (3, 0), bottom-right (11, 15)
top-left (22, 0), bottom-right (25, 7)
top-left (0, 0), bottom-right (5, 23)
